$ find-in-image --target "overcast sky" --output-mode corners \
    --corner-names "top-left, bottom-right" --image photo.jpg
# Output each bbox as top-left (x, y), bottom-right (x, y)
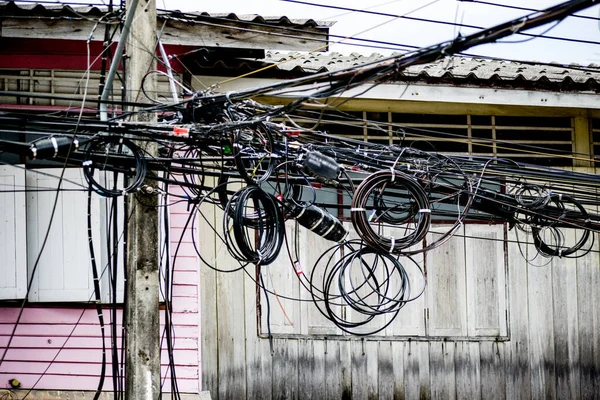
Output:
top-left (38, 0), bottom-right (600, 65)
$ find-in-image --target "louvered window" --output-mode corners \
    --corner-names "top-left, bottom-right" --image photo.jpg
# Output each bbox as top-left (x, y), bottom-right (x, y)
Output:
top-left (285, 110), bottom-right (575, 166)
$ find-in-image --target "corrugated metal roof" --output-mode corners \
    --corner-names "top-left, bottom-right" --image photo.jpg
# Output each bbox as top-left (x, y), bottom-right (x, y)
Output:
top-left (263, 51), bottom-right (600, 91)
top-left (0, 1), bottom-right (332, 28)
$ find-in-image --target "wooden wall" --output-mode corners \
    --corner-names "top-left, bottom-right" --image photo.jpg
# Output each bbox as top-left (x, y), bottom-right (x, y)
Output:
top-left (199, 189), bottom-right (600, 399)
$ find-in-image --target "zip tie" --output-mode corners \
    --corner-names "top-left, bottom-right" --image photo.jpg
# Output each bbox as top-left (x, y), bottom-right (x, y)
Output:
top-left (82, 160), bottom-right (93, 166)
top-left (558, 193), bottom-right (563, 201)
top-left (226, 91), bottom-right (234, 104)
top-left (50, 137), bottom-right (58, 158)
top-left (419, 209), bottom-right (432, 213)
top-left (295, 207), bottom-right (306, 219)
top-left (351, 207), bottom-right (366, 212)
top-left (390, 167), bottom-right (396, 182)
top-left (368, 209), bottom-right (377, 222)
top-left (558, 248), bottom-right (563, 257)
top-left (389, 236), bottom-right (396, 253)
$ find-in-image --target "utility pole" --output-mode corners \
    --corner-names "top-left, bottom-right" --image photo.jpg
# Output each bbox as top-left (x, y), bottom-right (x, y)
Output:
top-left (124, 0), bottom-right (160, 399)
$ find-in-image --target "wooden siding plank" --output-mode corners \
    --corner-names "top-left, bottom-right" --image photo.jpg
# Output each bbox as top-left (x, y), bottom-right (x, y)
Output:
top-left (378, 341), bottom-right (394, 400)
top-left (198, 187), bottom-right (219, 398)
top-left (403, 340), bottom-right (420, 399)
top-left (505, 228), bottom-right (532, 400)
top-left (480, 341), bottom-right (506, 400)
top-left (552, 237), bottom-right (581, 399)
top-left (391, 342), bottom-right (405, 400)
top-left (272, 338), bottom-right (293, 400)
top-left (298, 338), bottom-right (313, 400)
top-left (366, 341), bottom-right (379, 399)
top-left (244, 264), bottom-right (272, 400)
top-left (455, 341), bottom-right (481, 400)
top-left (340, 339), bottom-right (352, 400)
top-left (351, 340), bottom-right (368, 399)
top-left (577, 230), bottom-right (600, 399)
top-left (216, 268), bottom-right (246, 399)
top-left (325, 340), bottom-right (342, 400)
top-left (429, 341), bottom-right (456, 400)
top-left (287, 339), bottom-right (299, 399)
top-left (312, 340), bottom-right (327, 399)
top-left (527, 243), bottom-right (556, 399)
top-left (576, 167), bottom-right (600, 399)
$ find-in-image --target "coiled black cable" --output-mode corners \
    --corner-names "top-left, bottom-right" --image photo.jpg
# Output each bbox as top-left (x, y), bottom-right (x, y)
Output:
top-left (531, 194), bottom-right (591, 257)
top-left (351, 170), bottom-right (431, 254)
top-left (83, 135), bottom-right (147, 197)
top-left (223, 185), bottom-right (285, 265)
top-left (309, 240), bottom-right (424, 335)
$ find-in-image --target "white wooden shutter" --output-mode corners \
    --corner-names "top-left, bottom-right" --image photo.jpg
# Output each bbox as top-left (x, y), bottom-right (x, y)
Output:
top-left (26, 168), bottom-right (99, 302)
top-left (260, 221), bottom-right (300, 335)
top-left (0, 165), bottom-right (27, 299)
top-left (426, 225), bottom-right (468, 337)
top-left (465, 224), bottom-right (507, 337)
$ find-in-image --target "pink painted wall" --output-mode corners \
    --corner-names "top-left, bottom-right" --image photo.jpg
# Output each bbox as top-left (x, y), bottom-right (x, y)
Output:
top-left (0, 186), bottom-right (201, 393)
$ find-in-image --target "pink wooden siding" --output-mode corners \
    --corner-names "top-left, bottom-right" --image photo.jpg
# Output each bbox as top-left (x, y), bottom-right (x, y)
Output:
top-left (0, 185), bottom-right (200, 393)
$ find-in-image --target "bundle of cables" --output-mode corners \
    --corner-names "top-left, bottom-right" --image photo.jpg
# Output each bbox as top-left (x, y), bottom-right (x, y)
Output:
top-left (351, 169), bottom-right (431, 254)
top-left (222, 185), bottom-right (285, 265)
top-left (82, 135), bottom-right (147, 197)
top-left (530, 193), bottom-right (592, 258)
top-left (309, 240), bottom-right (425, 335)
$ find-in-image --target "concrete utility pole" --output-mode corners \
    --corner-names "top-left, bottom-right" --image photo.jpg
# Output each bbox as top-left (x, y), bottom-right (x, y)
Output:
top-left (124, 0), bottom-right (160, 399)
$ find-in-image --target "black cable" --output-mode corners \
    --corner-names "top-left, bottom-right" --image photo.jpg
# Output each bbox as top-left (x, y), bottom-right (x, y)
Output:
top-left (87, 185), bottom-right (108, 400)
top-left (281, 0), bottom-right (600, 46)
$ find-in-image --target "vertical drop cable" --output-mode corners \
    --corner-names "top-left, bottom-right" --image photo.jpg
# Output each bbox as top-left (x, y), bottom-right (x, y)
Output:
top-left (118, 193), bottom-right (130, 400)
top-left (259, 271), bottom-right (274, 355)
top-left (88, 185), bottom-right (108, 400)
top-left (110, 185), bottom-right (120, 399)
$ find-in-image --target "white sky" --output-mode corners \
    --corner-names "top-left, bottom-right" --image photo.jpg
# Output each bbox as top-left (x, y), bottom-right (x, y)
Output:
top-left (40, 0), bottom-right (600, 64)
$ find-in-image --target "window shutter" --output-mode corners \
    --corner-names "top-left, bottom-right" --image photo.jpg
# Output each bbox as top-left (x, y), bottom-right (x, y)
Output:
top-left (465, 224), bottom-right (507, 337)
top-left (0, 165), bottom-right (27, 299)
top-left (26, 168), bottom-right (98, 302)
top-left (426, 225), bottom-right (468, 337)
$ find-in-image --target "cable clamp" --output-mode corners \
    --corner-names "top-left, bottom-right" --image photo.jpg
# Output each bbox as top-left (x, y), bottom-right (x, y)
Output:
top-left (351, 207), bottom-right (366, 212)
top-left (389, 236), bottom-right (396, 253)
top-left (418, 209), bottom-right (431, 213)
